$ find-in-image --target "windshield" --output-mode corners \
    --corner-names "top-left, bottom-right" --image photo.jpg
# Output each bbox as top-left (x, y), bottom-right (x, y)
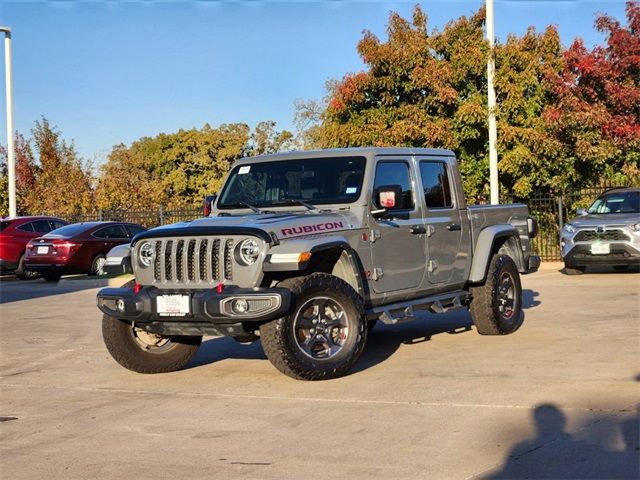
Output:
top-left (218, 156), bottom-right (366, 209)
top-left (587, 191), bottom-right (639, 214)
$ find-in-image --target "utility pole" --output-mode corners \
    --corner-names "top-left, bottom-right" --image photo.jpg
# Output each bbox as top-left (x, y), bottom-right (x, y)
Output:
top-left (0, 26), bottom-right (15, 217)
top-left (486, 0), bottom-right (499, 204)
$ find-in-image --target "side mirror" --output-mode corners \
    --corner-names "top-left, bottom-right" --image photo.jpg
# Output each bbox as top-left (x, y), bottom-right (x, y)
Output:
top-left (576, 208), bottom-right (587, 216)
top-left (203, 194), bottom-right (217, 217)
top-left (372, 185), bottom-right (403, 218)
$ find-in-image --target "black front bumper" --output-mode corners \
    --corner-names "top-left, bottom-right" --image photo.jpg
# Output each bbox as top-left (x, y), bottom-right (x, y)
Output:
top-left (564, 244), bottom-right (640, 266)
top-left (97, 285), bottom-right (291, 336)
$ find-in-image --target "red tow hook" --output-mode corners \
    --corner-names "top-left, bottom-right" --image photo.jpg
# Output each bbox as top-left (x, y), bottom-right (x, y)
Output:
top-left (216, 283), bottom-right (225, 294)
top-left (133, 283), bottom-right (142, 294)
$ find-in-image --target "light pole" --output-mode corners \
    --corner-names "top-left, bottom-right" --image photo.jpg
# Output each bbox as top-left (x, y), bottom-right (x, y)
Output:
top-left (486, 0), bottom-right (499, 204)
top-left (0, 26), bottom-right (15, 218)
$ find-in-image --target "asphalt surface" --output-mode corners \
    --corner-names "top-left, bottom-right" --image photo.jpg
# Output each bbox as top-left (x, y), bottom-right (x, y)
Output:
top-left (0, 266), bottom-right (638, 479)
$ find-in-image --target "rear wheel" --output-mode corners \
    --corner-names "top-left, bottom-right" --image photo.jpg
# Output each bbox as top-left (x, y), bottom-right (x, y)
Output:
top-left (15, 254), bottom-right (39, 280)
top-left (259, 273), bottom-right (367, 380)
top-left (91, 254), bottom-right (107, 276)
top-left (469, 254), bottom-right (523, 335)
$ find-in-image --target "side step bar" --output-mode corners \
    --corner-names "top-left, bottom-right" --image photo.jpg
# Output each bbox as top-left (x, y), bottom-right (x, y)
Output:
top-left (367, 290), bottom-right (471, 325)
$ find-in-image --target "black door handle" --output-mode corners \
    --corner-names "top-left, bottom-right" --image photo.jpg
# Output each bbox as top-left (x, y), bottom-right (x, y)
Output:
top-left (410, 225), bottom-right (426, 235)
top-left (446, 223), bottom-right (461, 231)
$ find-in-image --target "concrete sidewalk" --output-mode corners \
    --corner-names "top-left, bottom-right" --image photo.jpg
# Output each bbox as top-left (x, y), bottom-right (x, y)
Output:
top-left (0, 268), bottom-right (638, 479)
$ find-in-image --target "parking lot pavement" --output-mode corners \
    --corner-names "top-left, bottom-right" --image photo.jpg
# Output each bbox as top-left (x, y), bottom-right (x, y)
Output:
top-left (0, 266), bottom-right (638, 479)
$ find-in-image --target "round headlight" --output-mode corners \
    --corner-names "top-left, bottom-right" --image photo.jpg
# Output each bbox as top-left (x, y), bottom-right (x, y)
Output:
top-left (139, 241), bottom-right (155, 267)
top-left (630, 222), bottom-right (640, 232)
top-left (563, 223), bottom-right (575, 233)
top-left (239, 239), bottom-right (260, 265)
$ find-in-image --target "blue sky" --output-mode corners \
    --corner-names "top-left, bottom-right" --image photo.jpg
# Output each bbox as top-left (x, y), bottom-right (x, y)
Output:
top-left (0, 0), bottom-right (629, 164)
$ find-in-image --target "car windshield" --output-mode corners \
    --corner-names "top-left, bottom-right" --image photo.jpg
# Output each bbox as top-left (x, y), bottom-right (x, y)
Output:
top-left (44, 223), bottom-right (94, 238)
top-left (587, 191), bottom-right (639, 214)
top-left (217, 156), bottom-right (366, 209)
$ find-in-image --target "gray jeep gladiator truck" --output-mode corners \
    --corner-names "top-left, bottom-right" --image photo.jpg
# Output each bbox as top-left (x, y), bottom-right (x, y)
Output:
top-left (98, 148), bottom-right (540, 380)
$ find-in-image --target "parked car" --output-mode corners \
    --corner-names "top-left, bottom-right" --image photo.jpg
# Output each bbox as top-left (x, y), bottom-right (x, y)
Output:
top-left (24, 221), bottom-right (146, 281)
top-left (561, 187), bottom-right (640, 274)
top-left (0, 216), bottom-right (68, 279)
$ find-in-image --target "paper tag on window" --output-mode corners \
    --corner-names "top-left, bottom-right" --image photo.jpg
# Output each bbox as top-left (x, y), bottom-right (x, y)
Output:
top-left (238, 166), bottom-right (251, 175)
top-left (346, 187), bottom-right (357, 194)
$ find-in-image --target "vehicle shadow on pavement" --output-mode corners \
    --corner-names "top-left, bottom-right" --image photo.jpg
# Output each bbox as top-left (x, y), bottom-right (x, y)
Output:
top-left (351, 311), bottom-right (475, 375)
top-left (0, 277), bottom-right (103, 304)
top-left (189, 337), bottom-right (267, 367)
top-left (485, 403), bottom-right (639, 479)
top-left (522, 289), bottom-right (541, 309)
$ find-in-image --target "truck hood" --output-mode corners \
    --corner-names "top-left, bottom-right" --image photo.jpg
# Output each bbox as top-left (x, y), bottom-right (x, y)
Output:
top-left (146, 211), bottom-right (357, 241)
top-left (568, 213), bottom-right (640, 228)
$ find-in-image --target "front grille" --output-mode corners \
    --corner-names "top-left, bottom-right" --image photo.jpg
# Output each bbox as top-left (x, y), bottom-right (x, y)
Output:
top-left (151, 237), bottom-right (233, 284)
top-left (574, 229), bottom-right (630, 242)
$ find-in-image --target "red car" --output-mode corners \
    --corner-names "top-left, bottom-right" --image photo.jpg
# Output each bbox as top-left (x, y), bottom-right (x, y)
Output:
top-left (0, 216), bottom-right (68, 279)
top-left (24, 221), bottom-right (146, 282)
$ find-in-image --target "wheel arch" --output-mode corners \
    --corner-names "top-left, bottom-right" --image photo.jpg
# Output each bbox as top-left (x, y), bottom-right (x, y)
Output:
top-left (468, 225), bottom-right (526, 284)
top-left (262, 236), bottom-right (366, 298)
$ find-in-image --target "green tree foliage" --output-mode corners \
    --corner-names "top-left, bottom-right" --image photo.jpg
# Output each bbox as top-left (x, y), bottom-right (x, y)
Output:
top-left (304, 2), bottom-right (639, 200)
top-left (96, 121), bottom-right (293, 210)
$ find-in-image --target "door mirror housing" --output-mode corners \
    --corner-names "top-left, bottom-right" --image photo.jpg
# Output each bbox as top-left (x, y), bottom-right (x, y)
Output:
top-left (373, 185), bottom-right (402, 210)
top-left (576, 208), bottom-right (587, 216)
top-left (203, 194), bottom-right (217, 217)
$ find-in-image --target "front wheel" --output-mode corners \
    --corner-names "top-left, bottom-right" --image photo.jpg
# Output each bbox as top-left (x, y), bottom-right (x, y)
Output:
top-left (469, 254), bottom-right (523, 335)
top-left (102, 315), bottom-right (202, 373)
top-left (259, 273), bottom-right (367, 380)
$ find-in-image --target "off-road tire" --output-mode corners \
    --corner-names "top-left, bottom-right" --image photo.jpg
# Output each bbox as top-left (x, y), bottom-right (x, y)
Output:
top-left (102, 281), bottom-right (202, 373)
top-left (469, 254), bottom-right (523, 335)
top-left (15, 254), bottom-right (38, 280)
top-left (259, 273), bottom-right (367, 381)
top-left (563, 264), bottom-right (586, 275)
top-left (42, 272), bottom-right (62, 282)
top-left (90, 254), bottom-right (107, 276)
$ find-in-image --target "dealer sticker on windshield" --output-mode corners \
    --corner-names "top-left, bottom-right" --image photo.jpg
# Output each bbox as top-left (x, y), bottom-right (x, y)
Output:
top-left (590, 243), bottom-right (610, 255)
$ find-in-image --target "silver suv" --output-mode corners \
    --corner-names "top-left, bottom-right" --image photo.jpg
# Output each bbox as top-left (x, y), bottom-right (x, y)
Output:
top-left (561, 187), bottom-right (640, 274)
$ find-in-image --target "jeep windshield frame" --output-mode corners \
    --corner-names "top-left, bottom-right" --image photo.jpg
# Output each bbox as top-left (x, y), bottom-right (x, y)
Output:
top-left (217, 156), bottom-right (367, 210)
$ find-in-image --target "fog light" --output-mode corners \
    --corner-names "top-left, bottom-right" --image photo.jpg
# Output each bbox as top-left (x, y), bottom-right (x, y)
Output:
top-left (232, 299), bottom-right (249, 314)
top-left (116, 299), bottom-right (125, 313)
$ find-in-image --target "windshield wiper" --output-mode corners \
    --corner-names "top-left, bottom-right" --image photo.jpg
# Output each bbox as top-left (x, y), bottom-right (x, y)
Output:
top-left (278, 199), bottom-right (317, 211)
top-left (222, 202), bottom-right (263, 214)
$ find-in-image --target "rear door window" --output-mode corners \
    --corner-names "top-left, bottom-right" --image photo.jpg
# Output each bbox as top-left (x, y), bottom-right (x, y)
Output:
top-left (32, 220), bottom-right (53, 233)
top-left (93, 225), bottom-right (128, 239)
top-left (17, 222), bottom-right (35, 232)
top-left (419, 161), bottom-right (453, 209)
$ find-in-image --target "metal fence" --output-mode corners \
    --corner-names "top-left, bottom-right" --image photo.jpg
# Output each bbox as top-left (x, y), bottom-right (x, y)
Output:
top-left (41, 185), bottom-right (619, 262)
top-left (503, 186), bottom-right (616, 261)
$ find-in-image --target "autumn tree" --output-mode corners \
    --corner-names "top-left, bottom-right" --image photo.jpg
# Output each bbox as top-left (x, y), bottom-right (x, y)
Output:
top-left (0, 121), bottom-right (93, 217)
top-left (542, 0), bottom-right (640, 190)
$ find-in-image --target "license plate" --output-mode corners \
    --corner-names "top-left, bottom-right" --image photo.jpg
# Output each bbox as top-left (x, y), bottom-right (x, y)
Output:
top-left (591, 243), bottom-right (610, 255)
top-left (36, 246), bottom-right (48, 254)
top-left (156, 295), bottom-right (190, 316)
